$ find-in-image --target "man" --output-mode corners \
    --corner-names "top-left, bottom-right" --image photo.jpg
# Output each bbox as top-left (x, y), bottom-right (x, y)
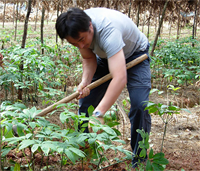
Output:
top-left (56, 7), bottom-right (151, 168)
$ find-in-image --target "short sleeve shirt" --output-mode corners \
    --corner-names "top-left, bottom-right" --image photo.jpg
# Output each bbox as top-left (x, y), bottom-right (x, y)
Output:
top-left (84, 8), bottom-right (148, 59)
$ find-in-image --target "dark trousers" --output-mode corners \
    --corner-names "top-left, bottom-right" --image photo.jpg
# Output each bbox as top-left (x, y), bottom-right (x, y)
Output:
top-left (79, 45), bottom-right (151, 163)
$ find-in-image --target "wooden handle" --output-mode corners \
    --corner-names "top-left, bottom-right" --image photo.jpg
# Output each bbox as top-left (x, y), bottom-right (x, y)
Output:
top-left (36, 54), bottom-right (148, 117)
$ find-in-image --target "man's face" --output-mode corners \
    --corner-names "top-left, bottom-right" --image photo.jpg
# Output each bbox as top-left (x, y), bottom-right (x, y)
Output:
top-left (66, 22), bottom-right (94, 49)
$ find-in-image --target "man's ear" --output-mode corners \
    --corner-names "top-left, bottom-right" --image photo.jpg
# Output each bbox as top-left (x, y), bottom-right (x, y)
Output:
top-left (89, 21), bottom-right (93, 31)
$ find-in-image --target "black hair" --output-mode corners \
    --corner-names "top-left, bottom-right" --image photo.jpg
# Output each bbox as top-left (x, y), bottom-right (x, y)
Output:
top-left (55, 8), bottom-right (91, 40)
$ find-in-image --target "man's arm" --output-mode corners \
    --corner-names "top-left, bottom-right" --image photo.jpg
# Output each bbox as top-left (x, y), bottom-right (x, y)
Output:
top-left (77, 48), bottom-right (97, 99)
top-left (94, 49), bottom-right (127, 114)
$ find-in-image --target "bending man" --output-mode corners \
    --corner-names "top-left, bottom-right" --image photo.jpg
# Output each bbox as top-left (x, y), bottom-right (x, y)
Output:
top-left (56, 7), bottom-right (151, 168)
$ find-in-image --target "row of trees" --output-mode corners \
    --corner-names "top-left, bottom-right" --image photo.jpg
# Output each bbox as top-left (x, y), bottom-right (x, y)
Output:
top-left (1, 0), bottom-right (200, 27)
top-left (1, 0), bottom-right (199, 44)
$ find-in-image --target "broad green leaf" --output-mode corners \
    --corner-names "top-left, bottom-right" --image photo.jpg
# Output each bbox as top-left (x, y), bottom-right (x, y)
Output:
top-left (25, 133), bottom-right (33, 139)
top-left (31, 144), bottom-right (40, 153)
top-left (50, 132), bottom-right (62, 139)
top-left (16, 123), bottom-right (26, 136)
top-left (1, 147), bottom-right (13, 157)
top-left (112, 128), bottom-right (121, 136)
top-left (29, 122), bottom-right (36, 129)
top-left (14, 163), bottom-right (20, 171)
top-left (88, 105), bottom-right (94, 117)
top-left (5, 136), bottom-right (25, 145)
top-left (107, 121), bottom-right (120, 127)
top-left (168, 106), bottom-right (179, 111)
top-left (4, 128), bottom-right (14, 138)
top-left (150, 88), bottom-right (159, 95)
top-left (153, 152), bottom-right (164, 160)
top-left (100, 144), bottom-right (110, 151)
top-left (41, 144), bottom-right (50, 155)
top-left (152, 163), bottom-right (165, 171)
top-left (112, 139), bottom-right (125, 144)
top-left (149, 107), bottom-right (158, 114)
top-left (77, 135), bottom-right (88, 144)
top-left (149, 148), bottom-right (154, 159)
top-left (146, 160), bottom-right (153, 171)
top-left (42, 141), bottom-right (57, 151)
top-left (139, 148), bottom-right (146, 158)
top-left (35, 134), bottom-right (46, 138)
top-left (69, 147), bottom-right (85, 157)
top-left (13, 103), bottom-right (26, 109)
top-left (60, 113), bottom-right (68, 123)
top-left (88, 138), bottom-right (96, 145)
top-left (181, 108), bottom-right (191, 114)
top-left (65, 149), bottom-right (75, 164)
top-left (57, 103), bottom-right (68, 108)
top-left (19, 140), bottom-right (36, 150)
top-left (153, 157), bottom-right (169, 165)
top-left (102, 126), bottom-right (117, 136)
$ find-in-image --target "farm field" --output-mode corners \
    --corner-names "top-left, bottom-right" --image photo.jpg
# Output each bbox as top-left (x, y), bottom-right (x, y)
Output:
top-left (0, 11), bottom-right (200, 171)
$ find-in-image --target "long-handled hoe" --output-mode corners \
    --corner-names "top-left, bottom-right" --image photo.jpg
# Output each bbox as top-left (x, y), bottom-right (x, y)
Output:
top-left (36, 54), bottom-right (148, 117)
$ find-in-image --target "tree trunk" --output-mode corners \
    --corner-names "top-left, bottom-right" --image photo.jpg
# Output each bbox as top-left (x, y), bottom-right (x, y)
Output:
top-left (13, 3), bottom-right (15, 25)
top-left (192, 0), bottom-right (199, 47)
top-left (128, 0), bottom-right (132, 18)
top-left (136, 2), bottom-right (140, 27)
top-left (18, 2), bottom-right (21, 22)
top-left (177, 6), bottom-right (180, 39)
top-left (3, 0), bottom-right (6, 28)
top-left (41, 3), bottom-right (45, 54)
top-left (61, 0), bottom-right (63, 13)
top-left (14, 0), bottom-right (19, 41)
top-left (158, 5), bottom-right (162, 36)
top-left (21, 0), bottom-right (32, 48)
top-left (195, 0), bottom-right (200, 37)
top-left (147, 3), bottom-right (152, 39)
top-left (99, 0), bottom-right (105, 7)
top-left (34, 0), bottom-right (39, 31)
top-left (107, 0), bottom-right (110, 8)
top-left (73, 0), bottom-right (77, 7)
top-left (18, 0), bottom-right (32, 100)
top-left (93, 0), bottom-right (97, 7)
top-left (150, 0), bottom-right (169, 56)
top-left (56, 2), bottom-right (60, 44)
top-left (114, 0), bottom-right (119, 10)
top-left (142, 10), bottom-right (146, 33)
top-left (169, 12), bottom-right (173, 38)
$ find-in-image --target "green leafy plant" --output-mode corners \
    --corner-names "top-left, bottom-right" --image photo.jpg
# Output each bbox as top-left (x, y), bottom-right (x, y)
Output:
top-left (135, 129), bottom-right (169, 171)
top-left (146, 88), bottom-right (190, 153)
top-left (1, 101), bottom-right (132, 170)
top-left (151, 37), bottom-right (200, 86)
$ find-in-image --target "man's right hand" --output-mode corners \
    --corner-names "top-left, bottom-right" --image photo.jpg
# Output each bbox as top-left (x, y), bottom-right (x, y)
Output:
top-left (77, 81), bottom-right (90, 99)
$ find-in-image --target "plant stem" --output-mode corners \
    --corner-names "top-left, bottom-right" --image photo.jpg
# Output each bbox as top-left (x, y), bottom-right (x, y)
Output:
top-left (98, 159), bottom-right (129, 171)
top-left (161, 120), bottom-right (168, 153)
top-left (40, 153), bottom-right (44, 170)
top-left (60, 148), bottom-right (65, 171)
top-left (22, 149), bottom-right (32, 170)
top-left (96, 154), bottom-right (103, 171)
